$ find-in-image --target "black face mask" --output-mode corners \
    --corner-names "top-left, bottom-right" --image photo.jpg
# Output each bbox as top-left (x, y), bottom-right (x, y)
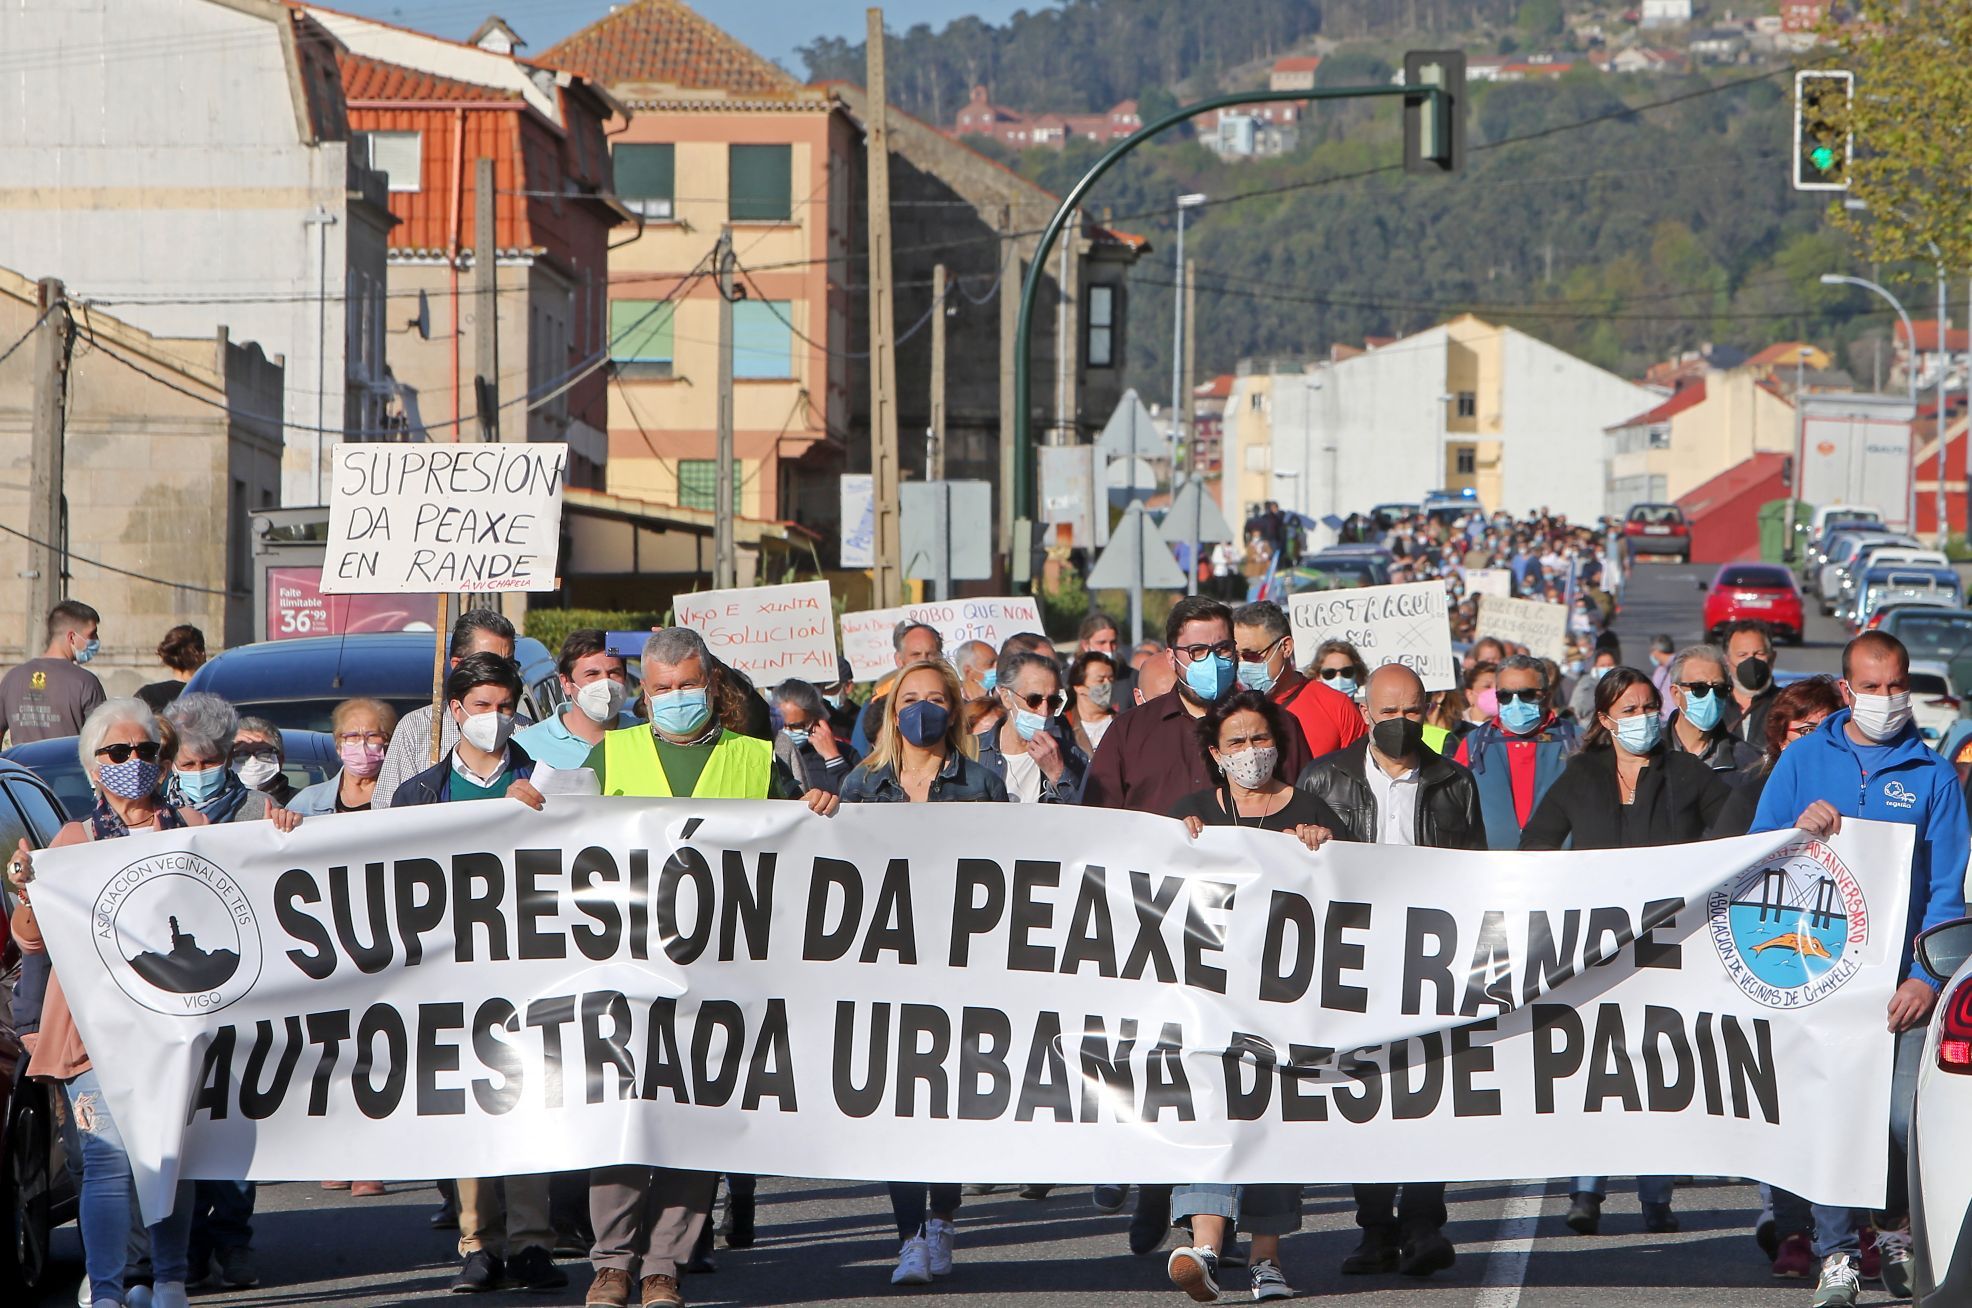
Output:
top-left (1371, 717), bottom-right (1424, 760)
top-left (1736, 657), bottom-right (1773, 693)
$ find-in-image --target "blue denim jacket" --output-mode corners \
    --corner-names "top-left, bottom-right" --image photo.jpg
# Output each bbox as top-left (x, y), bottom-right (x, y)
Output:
top-left (839, 749), bottom-right (1008, 803)
top-left (972, 719), bottom-right (1088, 804)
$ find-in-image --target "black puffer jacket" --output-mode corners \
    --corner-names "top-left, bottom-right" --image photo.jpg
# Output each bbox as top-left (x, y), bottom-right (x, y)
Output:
top-left (1294, 739), bottom-right (1488, 850)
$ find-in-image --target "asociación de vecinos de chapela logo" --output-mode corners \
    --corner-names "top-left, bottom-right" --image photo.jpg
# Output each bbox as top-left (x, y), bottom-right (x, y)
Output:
top-left (1710, 839), bottom-right (1867, 1009)
top-left (93, 851), bottom-right (262, 1016)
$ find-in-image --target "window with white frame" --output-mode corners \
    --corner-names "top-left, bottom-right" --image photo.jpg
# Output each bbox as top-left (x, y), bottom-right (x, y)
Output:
top-left (1087, 284), bottom-right (1117, 368)
top-left (356, 131), bottom-right (422, 192)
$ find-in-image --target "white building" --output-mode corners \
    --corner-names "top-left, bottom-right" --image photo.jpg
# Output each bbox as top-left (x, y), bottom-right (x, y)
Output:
top-left (1640, 0), bottom-right (1694, 28)
top-left (0, 0), bottom-right (394, 506)
top-left (1264, 316), bottom-right (1659, 525)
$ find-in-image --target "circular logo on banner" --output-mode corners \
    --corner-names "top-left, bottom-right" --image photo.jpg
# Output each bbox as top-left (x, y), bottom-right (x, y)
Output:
top-left (93, 854), bottom-right (262, 1016)
top-left (1709, 839), bottom-right (1866, 1009)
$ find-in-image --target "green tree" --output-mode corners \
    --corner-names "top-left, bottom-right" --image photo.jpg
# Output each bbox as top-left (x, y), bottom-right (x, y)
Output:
top-left (1826, 0), bottom-right (1972, 271)
top-left (1517, 0), bottom-right (1564, 41)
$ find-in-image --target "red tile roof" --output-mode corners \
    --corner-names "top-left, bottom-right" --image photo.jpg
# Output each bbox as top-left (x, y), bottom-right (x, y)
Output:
top-left (1896, 319), bottom-right (1972, 353)
top-left (1273, 56), bottom-right (1323, 73)
top-left (1611, 380), bottom-right (1708, 429)
top-left (543, 0), bottom-right (796, 94)
top-left (1744, 340), bottom-right (1822, 369)
top-left (1196, 374), bottom-right (1234, 399)
top-left (338, 51), bottom-right (522, 103)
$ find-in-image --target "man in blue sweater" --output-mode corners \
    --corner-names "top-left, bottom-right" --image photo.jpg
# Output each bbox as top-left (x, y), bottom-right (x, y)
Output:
top-left (1751, 630), bottom-right (1969, 1308)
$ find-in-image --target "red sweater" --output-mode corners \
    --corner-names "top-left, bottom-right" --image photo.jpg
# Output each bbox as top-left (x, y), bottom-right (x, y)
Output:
top-left (1272, 669), bottom-right (1367, 759)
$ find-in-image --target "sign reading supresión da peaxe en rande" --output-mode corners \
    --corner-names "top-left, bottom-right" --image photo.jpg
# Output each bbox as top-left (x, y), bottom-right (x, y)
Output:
top-left (321, 444), bottom-right (568, 594)
top-left (32, 801), bottom-right (1911, 1224)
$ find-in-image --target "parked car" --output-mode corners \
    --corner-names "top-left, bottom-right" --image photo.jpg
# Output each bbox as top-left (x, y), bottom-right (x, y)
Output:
top-left (1908, 918), bottom-right (1972, 1301)
top-left (2, 731), bottom-right (338, 819)
top-left (1850, 567), bottom-right (1965, 632)
top-left (1806, 521), bottom-right (1885, 581)
top-left (1878, 607), bottom-right (1972, 664)
top-left (1623, 502), bottom-right (1690, 563)
top-left (1908, 661), bottom-right (1963, 748)
top-left (1290, 550), bottom-right (1391, 592)
top-left (1700, 562), bottom-right (1804, 644)
top-left (1369, 502), bottom-right (1419, 531)
top-left (0, 758), bottom-right (80, 1296)
top-left (181, 632), bottom-right (561, 733)
top-left (1421, 488), bottom-right (1480, 524)
top-left (1820, 532), bottom-right (1918, 614)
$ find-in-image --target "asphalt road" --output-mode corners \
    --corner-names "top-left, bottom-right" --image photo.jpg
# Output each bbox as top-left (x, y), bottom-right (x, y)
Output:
top-left (27, 559), bottom-right (1879, 1308)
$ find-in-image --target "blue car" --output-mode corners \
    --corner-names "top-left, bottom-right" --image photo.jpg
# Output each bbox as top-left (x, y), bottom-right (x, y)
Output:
top-left (181, 632), bottom-right (563, 733)
top-left (3, 730), bottom-right (339, 821)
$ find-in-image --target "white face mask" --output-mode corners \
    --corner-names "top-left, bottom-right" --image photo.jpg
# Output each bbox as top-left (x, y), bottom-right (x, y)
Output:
top-left (232, 755), bottom-right (281, 790)
top-left (458, 709), bottom-right (515, 754)
top-left (1217, 745), bottom-right (1278, 790)
top-left (574, 678), bottom-right (628, 724)
top-left (1848, 690), bottom-right (1912, 743)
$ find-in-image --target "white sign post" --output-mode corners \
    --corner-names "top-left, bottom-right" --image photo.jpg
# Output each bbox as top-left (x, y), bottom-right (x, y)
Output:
top-left (674, 580), bottom-right (838, 684)
top-left (322, 444), bottom-right (567, 594)
top-left (1289, 581), bottom-right (1456, 691)
top-left (1475, 595), bottom-right (1570, 661)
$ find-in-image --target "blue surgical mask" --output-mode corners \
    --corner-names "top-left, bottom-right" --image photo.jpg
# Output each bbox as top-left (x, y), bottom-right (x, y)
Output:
top-left (1682, 687), bottom-right (1724, 733)
top-left (981, 669), bottom-right (998, 693)
top-left (1613, 714), bottom-right (1662, 755)
top-left (824, 692), bottom-right (846, 711)
top-left (175, 766), bottom-right (228, 804)
top-left (783, 727), bottom-right (810, 748)
top-left (649, 687), bottom-right (711, 736)
top-left (1236, 659), bottom-right (1278, 694)
top-left (1183, 652), bottom-right (1235, 703)
top-left (1498, 696), bottom-right (1543, 735)
top-left (1012, 708), bottom-right (1048, 741)
top-left (76, 637), bottom-right (99, 665)
top-left (1328, 675), bottom-right (1358, 698)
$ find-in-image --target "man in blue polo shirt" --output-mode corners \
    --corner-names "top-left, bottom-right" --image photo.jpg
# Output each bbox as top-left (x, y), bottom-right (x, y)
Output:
top-left (514, 629), bottom-right (640, 770)
top-left (1751, 630), bottom-right (1969, 1308)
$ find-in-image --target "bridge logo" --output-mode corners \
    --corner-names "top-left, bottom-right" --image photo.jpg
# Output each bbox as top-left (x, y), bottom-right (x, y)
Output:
top-left (1709, 840), bottom-right (1866, 1009)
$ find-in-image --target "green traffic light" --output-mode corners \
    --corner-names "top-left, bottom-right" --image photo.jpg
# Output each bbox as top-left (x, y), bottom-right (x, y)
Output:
top-left (1811, 145), bottom-right (1838, 172)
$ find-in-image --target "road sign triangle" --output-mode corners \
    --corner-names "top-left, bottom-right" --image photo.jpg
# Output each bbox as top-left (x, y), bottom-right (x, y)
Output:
top-left (1096, 388), bottom-right (1163, 463)
top-left (1086, 500), bottom-right (1189, 591)
top-left (1164, 477), bottom-right (1236, 546)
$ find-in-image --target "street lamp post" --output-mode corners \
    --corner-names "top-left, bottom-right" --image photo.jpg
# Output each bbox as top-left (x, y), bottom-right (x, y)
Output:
top-left (1786, 346), bottom-right (1811, 562)
top-left (1169, 193), bottom-right (1207, 497)
top-left (1821, 273), bottom-right (1919, 532)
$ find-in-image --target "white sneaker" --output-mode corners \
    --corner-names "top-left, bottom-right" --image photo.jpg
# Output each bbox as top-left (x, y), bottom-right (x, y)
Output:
top-left (76, 1276), bottom-right (90, 1308)
top-left (151, 1284), bottom-right (190, 1308)
top-left (125, 1287), bottom-right (153, 1308)
top-left (925, 1217), bottom-right (956, 1277)
top-left (892, 1233), bottom-right (933, 1286)
top-left (1249, 1258), bottom-right (1294, 1300)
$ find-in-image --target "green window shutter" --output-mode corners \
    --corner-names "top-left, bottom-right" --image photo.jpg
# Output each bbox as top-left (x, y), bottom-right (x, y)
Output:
top-left (729, 144), bottom-right (791, 222)
top-left (610, 300), bottom-right (674, 363)
top-left (732, 301), bottom-right (793, 379)
top-left (678, 459), bottom-right (739, 513)
top-left (614, 143), bottom-right (673, 218)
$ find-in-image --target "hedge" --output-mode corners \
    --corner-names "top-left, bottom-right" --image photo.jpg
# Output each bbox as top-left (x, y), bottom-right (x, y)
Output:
top-left (522, 609), bottom-right (666, 654)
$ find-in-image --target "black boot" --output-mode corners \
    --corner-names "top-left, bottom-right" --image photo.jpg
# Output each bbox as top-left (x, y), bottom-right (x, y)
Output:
top-left (722, 1190), bottom-right (756, 1249)
top-left (1399, 1223), bottom-right (1456, 1278)
top-left (1340, 1226), bottom-right (1399, 1275)
top-left (1128, 1187), bottom-right (1171, 1256)
top-left (1566, 1192), bottom-right (1602, 1236)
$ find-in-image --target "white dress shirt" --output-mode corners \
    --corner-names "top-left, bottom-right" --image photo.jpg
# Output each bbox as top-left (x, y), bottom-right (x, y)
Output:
top-left (1363, 752), bottom-right (1420, 846)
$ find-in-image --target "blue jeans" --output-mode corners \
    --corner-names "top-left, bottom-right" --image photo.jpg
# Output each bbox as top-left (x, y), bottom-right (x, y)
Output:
top-left (64, 1068), bottom-right (193, 1304)
top-left (1814, 1026), bottom-right (1925, 1259)
top-left (887, 1183), bottom-right (961, 1242)
top-left (1574, 1176), bottom-right (1674, 1205)
top-left (1170, 1184), bottom-right (1303, 1236)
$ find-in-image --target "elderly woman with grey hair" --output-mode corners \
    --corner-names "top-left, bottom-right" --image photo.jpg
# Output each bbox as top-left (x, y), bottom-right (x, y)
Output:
top-left (162, 693), bottom-right (301, 829)
top-left (7, 698), bottom-right (205, 1308)
top-left (771, 678), bottom-right (860, 794)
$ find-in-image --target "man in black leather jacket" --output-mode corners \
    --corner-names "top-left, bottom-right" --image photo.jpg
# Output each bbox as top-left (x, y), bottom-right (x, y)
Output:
top-left (1295, 663), bottom-right (1486, 1279)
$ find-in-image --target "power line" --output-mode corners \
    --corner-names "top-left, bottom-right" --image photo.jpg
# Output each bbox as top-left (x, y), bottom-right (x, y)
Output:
top-left (0, 521), bottom-right (231, 596)
top-left (0, 303), bottom-right (55, 370)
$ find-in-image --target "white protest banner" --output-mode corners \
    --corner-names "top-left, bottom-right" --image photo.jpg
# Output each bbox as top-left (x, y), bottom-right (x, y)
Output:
top-left (838, 597), bottom-right (1045, 682)
top-left (1289, 581), bottom-right (1456, 690)
top-left (840, 606), bottom-right (907, 682)
top-left (1476, 594), bottom-right (1570, 661)
top-left (322, 444), bottom-right (566, 593)
top-left (840, 474), bottom-right (875, 568)
top-left (1465, 568), bottom-right (1513, 599)
top-left (675, 581), bottom-right (838, 683)
top-left (34, 802), bottom-right (1910, 1223)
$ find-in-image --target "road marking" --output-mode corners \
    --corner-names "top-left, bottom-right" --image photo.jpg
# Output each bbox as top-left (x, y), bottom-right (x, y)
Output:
top-left (1474, 1180), bottom-right (1548, 1308)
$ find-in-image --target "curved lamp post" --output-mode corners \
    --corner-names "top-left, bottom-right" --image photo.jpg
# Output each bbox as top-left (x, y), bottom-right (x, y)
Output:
top-left (1820, 273), bottom-right (1918, 532)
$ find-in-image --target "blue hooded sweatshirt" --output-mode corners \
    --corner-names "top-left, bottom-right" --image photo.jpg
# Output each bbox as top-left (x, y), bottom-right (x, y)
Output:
top-left (1751, 706), bottom-right (1969, 986)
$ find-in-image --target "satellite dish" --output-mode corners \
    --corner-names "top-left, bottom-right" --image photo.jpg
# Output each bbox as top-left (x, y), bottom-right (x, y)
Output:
top-left (413, 290), bottom-right (431, 341)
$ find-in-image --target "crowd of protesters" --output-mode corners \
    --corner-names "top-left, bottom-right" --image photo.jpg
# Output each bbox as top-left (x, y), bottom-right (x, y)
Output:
top-left (2, 496), bottom-right (1963, 1308)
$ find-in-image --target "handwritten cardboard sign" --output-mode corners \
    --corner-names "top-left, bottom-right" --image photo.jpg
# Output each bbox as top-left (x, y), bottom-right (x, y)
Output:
top-left (674, 581), bottom-right (838, 684)
top-left (321, 444), bottom-right (566, 594)
top-left (838, 596), bottom-right (1046, 682)
top-left (1475, 594), bottom-right (1569, 662)
top-left (1288, 581), bottom-right (1455, 692)
top-left (1464, 568), bottom-right (1513, 599)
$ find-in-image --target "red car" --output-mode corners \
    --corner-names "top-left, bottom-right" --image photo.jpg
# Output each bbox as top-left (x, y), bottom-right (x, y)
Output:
top-left (1702, 562), bottom-right (1805, 644)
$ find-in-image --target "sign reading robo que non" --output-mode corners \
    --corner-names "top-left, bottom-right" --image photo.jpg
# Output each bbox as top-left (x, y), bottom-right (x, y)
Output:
top-left (34, 803), bottom-right (1911, 1223)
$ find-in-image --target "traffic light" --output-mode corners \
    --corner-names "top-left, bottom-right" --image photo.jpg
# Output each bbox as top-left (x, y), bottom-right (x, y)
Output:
top-left (1793, 69), bottom-right (1852, 192)
top-left (1404, 50), bottom-right (1466, 176)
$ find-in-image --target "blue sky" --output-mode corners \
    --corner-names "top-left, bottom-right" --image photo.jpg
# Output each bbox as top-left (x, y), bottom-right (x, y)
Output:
top-left (333, 1), bottom-right (1045, 72)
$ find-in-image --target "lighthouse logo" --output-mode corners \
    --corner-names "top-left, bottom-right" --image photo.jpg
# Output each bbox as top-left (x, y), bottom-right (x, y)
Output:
top-left (1709, 840), bottom-right (1866, 1009)
top-left (93, 852), bottom-right (262, 1016)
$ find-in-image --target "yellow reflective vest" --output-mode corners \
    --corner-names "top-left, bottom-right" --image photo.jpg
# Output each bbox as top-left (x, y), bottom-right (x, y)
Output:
top-left (599, 725), bottom-right (774, 799)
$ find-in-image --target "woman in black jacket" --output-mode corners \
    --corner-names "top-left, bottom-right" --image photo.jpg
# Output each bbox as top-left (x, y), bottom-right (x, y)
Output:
top-left (1518, 665), bottom-right (1730, 1238)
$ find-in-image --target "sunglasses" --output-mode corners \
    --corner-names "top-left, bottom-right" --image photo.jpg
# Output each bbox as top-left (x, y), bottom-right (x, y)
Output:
top-left (1317, 666), bottom-right (1357, 681)
top-left (1677, 681), bottom-right (1730, 699)
top-left (1236, 637), bottom-right (1286, 664)
top-left (1007, 689), bottom-right (1068, 714)
top-left (1497, 688), bottom-right (1543, 705)
top-left (95, 741), bottom-right (162, 764)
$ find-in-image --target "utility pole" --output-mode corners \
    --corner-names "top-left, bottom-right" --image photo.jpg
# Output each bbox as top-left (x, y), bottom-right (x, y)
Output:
top-left (1168, 193), bottom-right (1206, 494)
top-left (1934, 256), bottom-right (1947, 547)
top-left (929, 262), bottom-right (947, 481)
top-left (1182, 256), bottom-right (1198, 595)
top-left (26, 277), bottom-right (70, 647)
top-left (715, 228), bottom-right (737, 589)
top-left (865, 6), bottom-right (902, 607)
top-left (474, 157), bottom-right (498, 442)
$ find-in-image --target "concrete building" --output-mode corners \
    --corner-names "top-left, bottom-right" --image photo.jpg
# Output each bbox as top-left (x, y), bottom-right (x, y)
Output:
top-left (1266, 316), bottom-right (1657, 525)
top-left (1604, 369), bottom-right (1798, 514)
top-left (0, 0), bottom-right (393, 507)
top-left (546, 0), bottom-right (851, 531)
top-left (1640, 0), bottom-right (1694, 28)
top-left (951, 85), bottom-right (1142, 150)
top-left (1223, 368), bottom-right (1282, 527)
top-left (303, 7), bottom-right (631, 490)
top-left (0, 270), bottom-right (284, 686)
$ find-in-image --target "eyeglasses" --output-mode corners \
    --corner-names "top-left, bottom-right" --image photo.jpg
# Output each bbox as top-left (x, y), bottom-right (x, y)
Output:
top-left (1236, 637), bottom-right (1286, 664)
top-left (1174, 640), bottom-right (1237, 663)
top-left (1317, 666), bottom-right (1357, 682)
top-left (1007, 689), bottom-right (1068, 715)
top-left (234, 744), bottom-right (280, 761)
top-left (335, 731), bottom-right (388, 747)
top-left (1786, 718), bottom-right (1825, 738)
top-left (1677, 681), bottom-right (1731, 699)
top-left (95, 741), bottom-right (161, 764)
top-left (1497, 688), bottom-right (1543, 705)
